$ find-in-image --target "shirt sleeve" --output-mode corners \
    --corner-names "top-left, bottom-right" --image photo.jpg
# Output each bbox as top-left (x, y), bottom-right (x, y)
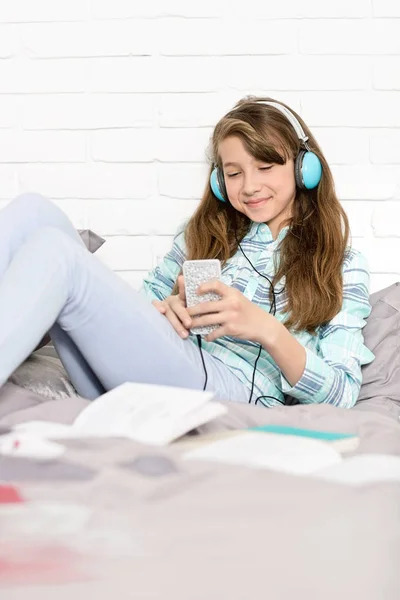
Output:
top-left (280, 249), bottom-right (375, 409)
top-left (140, 230), bottom-right (187, 303)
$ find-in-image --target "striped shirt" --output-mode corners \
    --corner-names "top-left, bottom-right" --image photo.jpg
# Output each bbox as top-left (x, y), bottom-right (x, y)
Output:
top-left (142, 221), bottom-right (375, 408)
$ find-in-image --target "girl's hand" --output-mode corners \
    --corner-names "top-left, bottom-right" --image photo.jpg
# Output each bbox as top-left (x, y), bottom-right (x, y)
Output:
top-left (187, 280), bottom-right (272, 343)
top-left (152, 275), bottom-right (192, 338)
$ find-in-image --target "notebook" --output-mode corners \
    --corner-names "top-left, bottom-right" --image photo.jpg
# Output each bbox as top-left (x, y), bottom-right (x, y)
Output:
top-left (182, 425), bottom-right (359, 475)
top-left (183, 431), bottom-right (344, 475)
top-left (249, 424), bottom-right (359, 452)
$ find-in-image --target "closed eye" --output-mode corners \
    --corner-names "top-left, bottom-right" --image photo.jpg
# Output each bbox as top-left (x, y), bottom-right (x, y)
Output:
top-left (225, 165), bottom-right (272, 177)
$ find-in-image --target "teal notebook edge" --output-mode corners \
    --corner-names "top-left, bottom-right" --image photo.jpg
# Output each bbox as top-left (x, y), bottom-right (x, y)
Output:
top-left (249, 424), bottom-right (357, 441)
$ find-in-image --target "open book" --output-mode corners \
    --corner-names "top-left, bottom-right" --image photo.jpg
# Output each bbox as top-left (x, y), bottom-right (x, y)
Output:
top-left (15, 382), bottom-right (227, 446)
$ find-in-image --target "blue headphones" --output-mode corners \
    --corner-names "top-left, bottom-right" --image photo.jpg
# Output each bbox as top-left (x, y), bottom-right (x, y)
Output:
top-left (210, 101), bottom-right (323, 203)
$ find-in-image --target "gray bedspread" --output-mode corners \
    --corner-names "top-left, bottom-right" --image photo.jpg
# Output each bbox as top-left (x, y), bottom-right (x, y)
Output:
top-left (1, 381), bottom-right (399, 600)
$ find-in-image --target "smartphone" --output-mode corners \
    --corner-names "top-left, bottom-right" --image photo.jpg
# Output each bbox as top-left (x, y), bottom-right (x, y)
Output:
top-left (182, 259), bottom-right (222, 336)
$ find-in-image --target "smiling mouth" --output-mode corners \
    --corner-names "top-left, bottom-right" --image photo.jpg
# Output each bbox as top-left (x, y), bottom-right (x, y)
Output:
top-left (245, 197), bottom-right (272, 206)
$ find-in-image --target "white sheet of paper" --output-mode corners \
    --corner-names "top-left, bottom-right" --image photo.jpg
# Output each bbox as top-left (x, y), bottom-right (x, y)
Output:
top-left (313, 453), bottom-right (400, 485)
top-left (0, 432), bottom-right (66, 460)
top-left (183, 431), bottom-right (342, 475)
top-left (72, 382), bottom-right (225, 445)
top-left (15, 421), bottom-right (79, 439)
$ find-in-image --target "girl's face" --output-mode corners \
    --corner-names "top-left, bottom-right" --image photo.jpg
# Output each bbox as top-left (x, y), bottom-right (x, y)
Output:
top-left (218, 135), bottom-right (296, 239)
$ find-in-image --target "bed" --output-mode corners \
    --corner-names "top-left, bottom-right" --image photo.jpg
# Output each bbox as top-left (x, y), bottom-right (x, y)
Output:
top-left (0, 282), bottom-right (399, 599)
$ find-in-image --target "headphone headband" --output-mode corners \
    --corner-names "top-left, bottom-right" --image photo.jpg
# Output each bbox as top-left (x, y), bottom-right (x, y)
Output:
top-left (245, 100), bottom-right (310, 149)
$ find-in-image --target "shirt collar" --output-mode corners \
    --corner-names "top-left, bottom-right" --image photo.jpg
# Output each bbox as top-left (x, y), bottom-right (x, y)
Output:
top-left (249, 221), bottom-right (289, 245)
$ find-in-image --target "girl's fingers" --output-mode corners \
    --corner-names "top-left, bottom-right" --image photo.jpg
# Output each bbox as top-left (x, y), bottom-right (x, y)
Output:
top-left (191, 311), bottom-right (227, 328)
top-left (196, 280), bottom-right (228, 296)
top-left (187, 299), bottom-right (227, 317)
top-left (165, 307), bottom-right (190, 338)
top-left (177, 275), bottom-right (187, 303)
top-left (172, 303), bottom-right (192, 329)
top-left (152, 300), bottom-right (167, 314)
top-left (167, 295), bottom-right (192, 328)
top-left (205, 325), bottom-right (226, 343)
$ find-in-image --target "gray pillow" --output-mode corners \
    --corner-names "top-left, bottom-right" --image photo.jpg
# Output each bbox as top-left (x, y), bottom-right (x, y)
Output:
top-left (78, 228), bottom-right (105, 253)
top-left (9, 355), bottom-right (79, 401)
top-left (357, 282), bottom-right (400, 406)
top-left (0, 381), bottom-right (89, 426)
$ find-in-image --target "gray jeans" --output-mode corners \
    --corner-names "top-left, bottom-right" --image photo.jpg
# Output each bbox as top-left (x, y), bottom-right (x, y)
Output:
top-left (0, 193), bottom-right (250, 403)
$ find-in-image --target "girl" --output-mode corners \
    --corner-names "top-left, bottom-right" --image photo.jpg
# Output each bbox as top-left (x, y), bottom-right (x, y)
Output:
top-left (0, 97), bottom-right (374, 408)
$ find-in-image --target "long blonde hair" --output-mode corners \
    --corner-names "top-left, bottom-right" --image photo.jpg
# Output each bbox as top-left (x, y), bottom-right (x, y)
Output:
top-left (181, 96), bottom-right (349, 334)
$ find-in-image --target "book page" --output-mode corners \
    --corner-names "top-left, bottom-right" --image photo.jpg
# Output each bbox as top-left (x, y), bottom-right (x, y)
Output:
top-left (72, 382), bottom-right (224, 445)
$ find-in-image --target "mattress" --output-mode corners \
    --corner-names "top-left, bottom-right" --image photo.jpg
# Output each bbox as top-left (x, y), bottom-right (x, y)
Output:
top-left (0, 379), bottom-right (399, 599)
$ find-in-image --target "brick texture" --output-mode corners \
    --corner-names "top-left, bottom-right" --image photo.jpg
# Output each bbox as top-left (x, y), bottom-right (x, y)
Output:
top-left (0, 2), bottom-right (399, 293)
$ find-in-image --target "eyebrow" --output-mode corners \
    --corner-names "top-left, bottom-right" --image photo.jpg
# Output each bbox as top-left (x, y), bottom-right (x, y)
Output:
top-left (222, 162), bottom-right (240, 169)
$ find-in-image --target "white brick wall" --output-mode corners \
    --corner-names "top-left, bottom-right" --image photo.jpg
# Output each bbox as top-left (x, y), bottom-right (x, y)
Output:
top-left (0, 0), bottom-right (399, 293)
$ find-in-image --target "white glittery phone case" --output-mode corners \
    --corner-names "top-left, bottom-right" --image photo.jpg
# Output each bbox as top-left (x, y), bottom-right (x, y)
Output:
top-left (183, 259), bottom-right (222, 336)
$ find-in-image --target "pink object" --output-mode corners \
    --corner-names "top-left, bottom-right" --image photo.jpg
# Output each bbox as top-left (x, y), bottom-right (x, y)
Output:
top-left (0, 485), bottom-right (24, 504)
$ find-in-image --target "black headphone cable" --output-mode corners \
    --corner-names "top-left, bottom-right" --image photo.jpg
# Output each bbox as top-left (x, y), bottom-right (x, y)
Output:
top-left (194, 227), bottom-right (284, 406)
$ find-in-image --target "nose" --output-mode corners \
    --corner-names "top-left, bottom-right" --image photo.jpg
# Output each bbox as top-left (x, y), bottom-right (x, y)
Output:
top-left (242, 172), bottom-right (262, 197)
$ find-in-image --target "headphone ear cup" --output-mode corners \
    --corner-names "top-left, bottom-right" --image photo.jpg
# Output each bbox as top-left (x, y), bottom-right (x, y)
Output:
top-left (210, 167), bottom-right (227, 202)
top-left (217, 168), bottom-right (228, 202)
top-left (295, 150), bottom-right (322, 190)
top-left (294, 150), bottom-right (306, 189)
